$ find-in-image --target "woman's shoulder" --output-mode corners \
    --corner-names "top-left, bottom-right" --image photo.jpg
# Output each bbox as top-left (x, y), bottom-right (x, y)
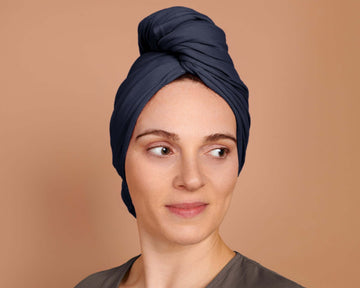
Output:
top-left (207, 251), bottom-right (305, 288)
top-left (236, 251), bottom-right (304, 287)
top-left (74, 255), bottom-right (140, 288)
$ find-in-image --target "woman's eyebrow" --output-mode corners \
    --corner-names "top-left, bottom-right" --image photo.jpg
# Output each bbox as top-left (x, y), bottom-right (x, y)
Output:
top-left (205, 133), bottom-right (237, 144)
top-left (135, 129), bottom-right (179, 141)
top-left (135, 129), bottom-right (236, 143)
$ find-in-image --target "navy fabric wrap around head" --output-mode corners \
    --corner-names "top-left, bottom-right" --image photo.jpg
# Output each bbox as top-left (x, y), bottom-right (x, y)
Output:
top-left (110, 6), bottom-right (250, 217)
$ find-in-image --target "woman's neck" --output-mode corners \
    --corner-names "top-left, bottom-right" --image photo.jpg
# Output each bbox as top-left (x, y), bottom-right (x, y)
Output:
top-left (122, 229), bottom-right (235, 288)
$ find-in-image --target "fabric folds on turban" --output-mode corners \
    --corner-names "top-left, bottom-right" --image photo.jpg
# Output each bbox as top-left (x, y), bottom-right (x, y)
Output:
top-left (110, 6), bottom-right (250, 217)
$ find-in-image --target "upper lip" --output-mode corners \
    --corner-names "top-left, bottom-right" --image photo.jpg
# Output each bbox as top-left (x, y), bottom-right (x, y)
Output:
top-left (165, 202), bottom-right (208, 209)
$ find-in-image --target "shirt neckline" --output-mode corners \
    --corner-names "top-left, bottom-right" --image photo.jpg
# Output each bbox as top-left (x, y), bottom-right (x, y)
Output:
top-left (116, 251), bottom-right (241, 287)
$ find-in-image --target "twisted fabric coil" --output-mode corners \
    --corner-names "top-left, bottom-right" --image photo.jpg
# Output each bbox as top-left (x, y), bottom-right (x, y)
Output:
top-left (110, 6), bottom-right (250, 217)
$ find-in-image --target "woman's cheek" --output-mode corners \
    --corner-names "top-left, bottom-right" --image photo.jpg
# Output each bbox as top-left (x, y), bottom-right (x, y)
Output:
top-left (131, 157), bottom-right (172, 192)
top-left (202, 154), bottom-right (238, 177)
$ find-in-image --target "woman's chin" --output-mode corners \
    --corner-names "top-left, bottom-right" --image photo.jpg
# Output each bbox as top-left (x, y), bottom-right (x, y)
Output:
top-left (138, 209), bottom-right (221, 247)
top-left (160, 223), bottom-right (215, 246)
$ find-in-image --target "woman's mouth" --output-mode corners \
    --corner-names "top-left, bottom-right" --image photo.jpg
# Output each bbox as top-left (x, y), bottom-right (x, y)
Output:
top-left (165, 202), bottom-right (208, 218)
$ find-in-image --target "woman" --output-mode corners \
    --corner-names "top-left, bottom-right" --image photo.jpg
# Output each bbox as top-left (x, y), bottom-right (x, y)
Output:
top-left (75, 6), bottom-right (304, 288)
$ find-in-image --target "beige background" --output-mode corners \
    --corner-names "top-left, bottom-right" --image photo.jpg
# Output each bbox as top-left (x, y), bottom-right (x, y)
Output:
top-left (1, 0), bottom-right (359, 287)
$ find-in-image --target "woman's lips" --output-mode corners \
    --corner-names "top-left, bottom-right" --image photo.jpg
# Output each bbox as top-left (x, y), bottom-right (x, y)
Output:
top-left (165, 202), bottom-right (208, 218)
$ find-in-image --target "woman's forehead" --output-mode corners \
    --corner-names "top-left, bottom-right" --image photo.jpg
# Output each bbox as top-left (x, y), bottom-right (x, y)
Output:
top-left (134, 79), bottom-right (237, 135)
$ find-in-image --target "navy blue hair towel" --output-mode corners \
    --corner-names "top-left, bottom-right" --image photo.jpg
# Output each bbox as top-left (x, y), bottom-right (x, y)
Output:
top-left (110, 6), bottom-right (250, 217)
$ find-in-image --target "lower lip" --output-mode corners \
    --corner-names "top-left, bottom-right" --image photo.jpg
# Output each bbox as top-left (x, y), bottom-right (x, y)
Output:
top-left (166, 203), bottom-right (208, 218)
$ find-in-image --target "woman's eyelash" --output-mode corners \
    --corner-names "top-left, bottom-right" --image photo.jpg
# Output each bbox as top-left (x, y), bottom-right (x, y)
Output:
top-left (146, 145), bottom-right (230, 158)
top-left (208, 147), bottom-right (230, 158)
top-left (147, 146), bottom-right (173, 156)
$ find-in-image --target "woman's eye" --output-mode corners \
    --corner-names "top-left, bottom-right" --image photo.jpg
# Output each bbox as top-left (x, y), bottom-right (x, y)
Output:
top-left (209, 148), bottom-right (229, 158)
top-left (148, 146), bottom-right (172, 156)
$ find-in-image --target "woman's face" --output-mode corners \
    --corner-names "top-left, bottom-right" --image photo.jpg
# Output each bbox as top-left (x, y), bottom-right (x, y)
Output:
top-left (125, 78), bottom-right (238, 246)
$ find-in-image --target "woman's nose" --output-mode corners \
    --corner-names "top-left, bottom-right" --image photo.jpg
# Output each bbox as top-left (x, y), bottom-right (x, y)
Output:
top-left (173, 153), bottom-right (205, 192)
